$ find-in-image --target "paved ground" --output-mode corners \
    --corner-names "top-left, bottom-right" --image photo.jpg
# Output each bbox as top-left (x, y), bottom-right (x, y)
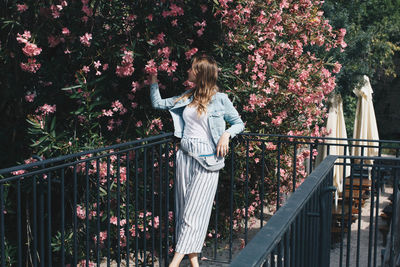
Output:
top-left (330, 185), bottom-right (392, 267)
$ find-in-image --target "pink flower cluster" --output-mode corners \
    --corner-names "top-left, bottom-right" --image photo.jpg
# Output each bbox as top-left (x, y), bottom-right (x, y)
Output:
top-left (185, 47), bottom-right (198, 60)
top-left (79, 32), bottom-right (92, 47)
top-left (145, 59), bottom-right (157, 75)
top-left (17, 31), bottom-right (42, 73)
top-left (16, 4), bottom-right (28, 13)
top-left (116, 50), bottom-right (134, 77)
top-left (162, 4), bottom-right (184, 18)
top-left (194, 20), bottom-right (207, 37)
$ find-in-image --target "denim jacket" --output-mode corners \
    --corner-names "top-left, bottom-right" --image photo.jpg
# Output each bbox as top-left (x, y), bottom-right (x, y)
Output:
top-left (150, 83), bottom-right (245, 146)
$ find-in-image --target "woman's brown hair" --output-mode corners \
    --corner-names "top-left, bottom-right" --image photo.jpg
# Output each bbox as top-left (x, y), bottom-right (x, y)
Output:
top-left (175, 54), bottom-right (219, 116)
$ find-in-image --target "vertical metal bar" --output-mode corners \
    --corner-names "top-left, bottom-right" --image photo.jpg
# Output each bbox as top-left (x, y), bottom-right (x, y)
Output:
top-left (356, 150), bottom-right (365, 267)
top-left (284, 232), bottom-right (289, 267)
top-left (0, 184), bottom-right (4, 267)
top-left (293, 143), bottom-right (297, 192)
top-left (158, 144), bottom-right (163, 266)
top-left (214, 188), bottom-right (219, 259)
top-left (339, 146), bottom-right (348, 267)
top-left (229, 139), bottom-right (235, 261)
top-left (245, 139), bottom-right (249, 245)
top-left (373, 164), bottom-right (381, 267)
top-left (389, 167), bottom-right (398, 266)
top-left (47, 172), bottom-right (52, 266)
top-left (367, 166), bottom-right (376, 267)
top-left (17, 179), bottom-right (22, 267)
top-left (116, 154), bottom-right (121, 267)
top-left (125, 152), bottom-right (130, 267)
top-left (290, 223), bottom-right (295, 267)
top-left (260, 142), bottom-right (265, 228)
top-left (301, 208), bottom-right (306, 267)
top-left (106, 156), bottom-right (111, 267)
top-left (73, 165), bottom-right (78, 267)
top-left (85, 162), bottom-right (90, 267)
top-left (346, 164), bottom-right (355, 267)
top-left (165, 142), bottom-right (170, 267)
top-left (277, 241), bottom-right (282, 267)
top-left (151, 147), bottom-right (156, 267)
top-left (143, 148), bottom-right (147, 267)
top-left (96, 159), bottom-right (100, 267)
top-left (135, 149), bottom-right (140, 267)
top-left (33, 175), bottom-right (37, 267)
top-left (61, 169), bottom-right (65, 267)
top-left (295, 216), bottom-right (300, 267)
top-left (309, 143), bottom-right (313, 173)
top-left (277, 140), bottom-right (281, 210)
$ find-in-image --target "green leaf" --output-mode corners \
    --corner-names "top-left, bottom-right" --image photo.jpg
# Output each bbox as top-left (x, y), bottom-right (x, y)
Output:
top-left (61, 85), bottom-right (82, 90)
top-left (50, 116), bottom-right (56, 132)
top-left (31, 136), bottom-right (48, 147)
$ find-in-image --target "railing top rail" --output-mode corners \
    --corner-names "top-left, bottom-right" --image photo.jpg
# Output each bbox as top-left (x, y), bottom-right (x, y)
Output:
top-left (239, 132), bottom-right (400, 144)
top-left (0, 132), bottom-right (174, 176)
top-left (230, 155), bottom-right (338, 267)
top-left (336, 155), bottom-right (400, 161)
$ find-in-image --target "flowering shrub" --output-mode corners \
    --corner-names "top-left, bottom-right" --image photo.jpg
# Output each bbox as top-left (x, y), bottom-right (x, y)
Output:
top-left (1, 0), bottom-right (345, 264)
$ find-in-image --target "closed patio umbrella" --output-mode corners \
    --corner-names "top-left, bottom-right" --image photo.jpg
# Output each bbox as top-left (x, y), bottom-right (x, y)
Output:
top-left (352, 75), bottom-right (380, 163)
top-left (316, 94), bottom-right (351, 205)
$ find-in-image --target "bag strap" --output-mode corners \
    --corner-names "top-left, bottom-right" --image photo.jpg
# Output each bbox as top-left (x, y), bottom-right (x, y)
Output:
top-left (179, 145), bottom-right (216, 158)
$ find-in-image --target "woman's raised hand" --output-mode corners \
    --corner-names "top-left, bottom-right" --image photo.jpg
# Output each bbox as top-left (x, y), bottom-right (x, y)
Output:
top-left (216, 132), bottom-right (231, 157)
top-left (149, 74), bottom-right (158, 84)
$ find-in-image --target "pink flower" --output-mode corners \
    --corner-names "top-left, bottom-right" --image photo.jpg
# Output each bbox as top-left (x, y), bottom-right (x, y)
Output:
top-left (94, 60), bottom-right (101, 69)
top-left (76, 205), bottom-right (86, 220)
top-left (25, 91), bottom-right (36, 102)
top-left (48, 35), bottom-right (60, 48)
top-left (146, 14), bottom-right (153, 21)
top-left (200, 5), bottom-right (208, 13)
top-left (17, 4), bottom-right (28, 13)
top-left (50, 4), bottom-right (60, 18)
top-left (22, 42), bottom-right (42, 57)
top-left (101, 109), bottom-right (113, 117)
top-left (332, 62), bottom-right (342, 74)
top-left (79, 32), bottom-right (92, 47)
top-left (145, 59), bottom-right (157, 75)
top-left (82, 5), bottom-right (93, 17)
top-left (38, 104), bottom-right (56, 115)
top-left (16, 31), bottom-right (31, 44)
top-left (103, 63), bottom-right (108, 70)
top-left (62, 27), bottom-right (70, 36)
top-left (20, 58), bottom-right (41, 73)
top-left (185, 47), bottom-right (198, 60)
top-left (78, 260), bottom-right (95, 267)
top-left (82, 65), bottom-right (90, 73)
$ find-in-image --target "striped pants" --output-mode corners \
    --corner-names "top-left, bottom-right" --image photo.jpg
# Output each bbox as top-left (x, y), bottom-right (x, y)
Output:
top-left (174, 136), bottom-right (220, 254)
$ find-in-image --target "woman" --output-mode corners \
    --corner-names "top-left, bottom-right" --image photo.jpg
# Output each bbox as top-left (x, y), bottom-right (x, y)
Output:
top-left (149, 54), bottom-right (244, 267)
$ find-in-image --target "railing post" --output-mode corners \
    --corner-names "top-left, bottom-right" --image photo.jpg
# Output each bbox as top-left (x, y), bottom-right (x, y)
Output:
top-left (319, 182), bottom-right (336, 267)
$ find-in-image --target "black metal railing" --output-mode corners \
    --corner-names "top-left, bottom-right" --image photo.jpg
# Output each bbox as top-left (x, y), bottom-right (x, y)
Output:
top-left (1, 133), bottom-right (400, 266)
top-left (230, 155), bottom-right (337, 267)
top-left (0, 133), bottom-right (177, 267)
top-left (231, 154), bottom-right (400, 267)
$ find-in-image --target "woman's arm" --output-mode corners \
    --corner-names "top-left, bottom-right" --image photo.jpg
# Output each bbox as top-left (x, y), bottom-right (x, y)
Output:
top-left (222, 94), bottom-right (245, 138)
top-left (149, 74), bottom-right (179, 110)
top-left (216, 94), bottom-right (245, 157)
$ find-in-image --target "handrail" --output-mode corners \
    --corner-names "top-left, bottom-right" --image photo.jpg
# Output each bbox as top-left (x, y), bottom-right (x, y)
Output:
top-left (239, 132), bottom-right (400, 145)
top-left (230, 155), bottom-right (338, 267)
top-left (0, 132), bottom-right (174, 175)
